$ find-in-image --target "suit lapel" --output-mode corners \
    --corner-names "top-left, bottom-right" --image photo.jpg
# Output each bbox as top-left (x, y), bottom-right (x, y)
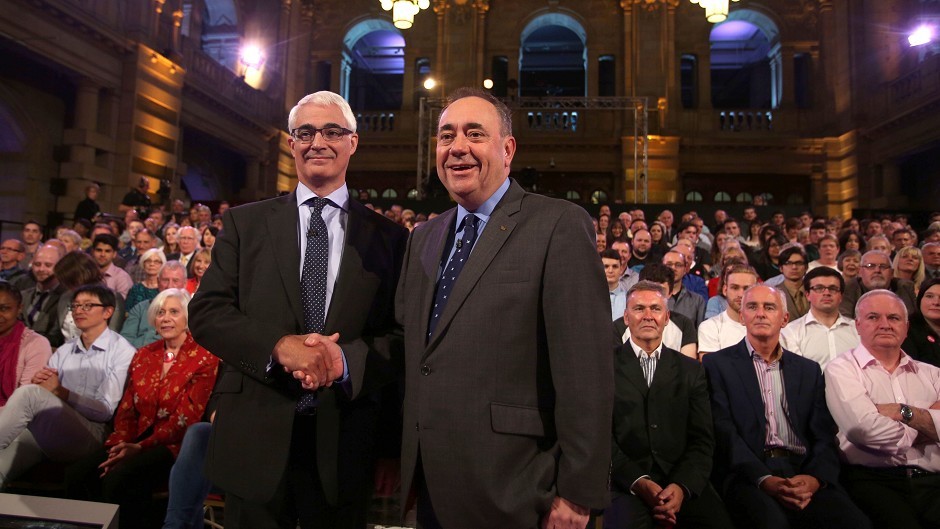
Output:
top-left (648, 348), bottom-right (676, 397)
top-left (266, 192), bottom-right (304, 330)
top-left (425, 182), bottom-right (523, 352)
top-left (418, 209), bottom-right (455, 346)
top-left (781, 352), bottom-right (804, 433)
top-left (324, 201), bottom-right (372, 331)
top-left (620, 342), bottom-right (650, 397)
top-left (730, 341), bottom-right (766, 429)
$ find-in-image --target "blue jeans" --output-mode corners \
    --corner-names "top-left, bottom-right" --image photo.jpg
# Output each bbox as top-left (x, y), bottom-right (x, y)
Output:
top-left (163, 422), bottom-right (215, 529)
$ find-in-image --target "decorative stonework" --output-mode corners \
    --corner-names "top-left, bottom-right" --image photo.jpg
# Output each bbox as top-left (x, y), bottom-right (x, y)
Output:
top-left (627, 0), bottom-right (679, 12)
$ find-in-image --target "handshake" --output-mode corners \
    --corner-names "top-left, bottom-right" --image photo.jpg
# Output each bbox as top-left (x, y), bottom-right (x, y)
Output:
top-left (273, 332), bottom-right (344, 391)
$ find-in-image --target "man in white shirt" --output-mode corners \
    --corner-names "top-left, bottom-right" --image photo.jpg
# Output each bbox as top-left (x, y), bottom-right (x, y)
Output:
top-left (781, 267), bottom-right (858, 368)
top-left (0, 284), bottom-right (135, 485)
top-left (698, 265), bottom-right (759, 355)
top-left (825, 290), bottom-right (940, 528)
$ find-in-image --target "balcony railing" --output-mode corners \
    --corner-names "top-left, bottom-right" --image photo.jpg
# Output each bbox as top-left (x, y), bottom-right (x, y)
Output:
top-left (180, 39), bottom-right (280, 126)
top-left (718, 110), bottom-right (774, 132)
top-left (356, 112), bottom-right (396, 132)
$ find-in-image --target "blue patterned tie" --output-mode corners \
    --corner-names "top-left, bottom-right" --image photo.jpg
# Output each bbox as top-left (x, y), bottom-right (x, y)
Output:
top-left (428, 214), bottom-right (479, 340)
top-left (297, 196), bottom-right (329, 413)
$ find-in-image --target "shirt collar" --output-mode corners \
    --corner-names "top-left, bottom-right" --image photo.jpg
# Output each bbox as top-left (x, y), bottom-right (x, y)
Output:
top-left (74, 327), bottom-right (112, 354)
top-left (628, 338), bottom-right (663, 360)
top-left (455, 177), bottom-right (510, 231)
top-left (851, 343), bottom-right (918, 373)
top-left (295, 182), bottom-right (349, 212)
top-left (804, 309), bottom-right (854, 328)
top-left (745, 336), bottom-right (783, 363)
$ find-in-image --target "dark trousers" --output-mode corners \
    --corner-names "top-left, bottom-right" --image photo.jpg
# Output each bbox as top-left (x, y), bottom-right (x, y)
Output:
top-left (841, 464), bottom-right (940, 529)
top-left (602, 483), bottom-right (734, 529)
top-left (723, 455), bottom-right (872, 529)
top-left (224, 408), bottom-right (378, 529)
top-left (65, 444), bottom-right (175, 529)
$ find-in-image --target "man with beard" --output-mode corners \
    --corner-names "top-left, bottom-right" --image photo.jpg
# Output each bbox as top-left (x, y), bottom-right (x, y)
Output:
top-left (698, 265), bottom-right (759, 356)
top-left (840, 250), bottom-right (916, 318)
top-left (628, 229), bottom-right (656, 272)
top-left (20, 245), bottom-right (67, 347)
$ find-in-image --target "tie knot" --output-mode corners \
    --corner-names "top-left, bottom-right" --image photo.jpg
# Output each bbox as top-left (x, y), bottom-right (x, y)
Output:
top-left (307, 196), bottom-right (328, 213)
top-left (462, 214), bottom-right (479, 231)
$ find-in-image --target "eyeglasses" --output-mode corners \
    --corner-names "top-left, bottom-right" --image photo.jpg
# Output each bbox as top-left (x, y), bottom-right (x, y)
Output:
top-left (808, 285), bottom-right (842, 294)
top-left (69, 303), bottom-right (107, 312)
top-left (861, 263), bottom-right (892, 271)
top-left (782, 260), bottom-right (807, 267)
top-left (0, 246), bottom-right (22, 252)
top-left (662, 262), bottom-right (685, 269)
top-left (290, 126), bottom-right (353, 144)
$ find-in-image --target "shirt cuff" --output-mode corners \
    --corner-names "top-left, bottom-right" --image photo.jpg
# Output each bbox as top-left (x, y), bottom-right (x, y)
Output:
top-left (629, 475), bottom-right (652, 495)
top-left (756, 474), bottom-right (772, 487)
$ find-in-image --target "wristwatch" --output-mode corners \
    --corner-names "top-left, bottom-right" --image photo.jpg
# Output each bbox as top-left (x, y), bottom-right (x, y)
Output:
top-left (900, 404), bottom-right (914, 424)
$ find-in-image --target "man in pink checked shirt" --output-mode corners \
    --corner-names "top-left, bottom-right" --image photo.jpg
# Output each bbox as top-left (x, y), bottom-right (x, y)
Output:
top-left (825, 289), bottom-right (940, 528)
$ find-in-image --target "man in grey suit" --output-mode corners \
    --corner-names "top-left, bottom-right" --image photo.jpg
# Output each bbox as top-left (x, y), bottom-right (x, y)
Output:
top-left (190, 91), bottom-right (408, 529)
top-left (396, 88), bottom-right (613, 529)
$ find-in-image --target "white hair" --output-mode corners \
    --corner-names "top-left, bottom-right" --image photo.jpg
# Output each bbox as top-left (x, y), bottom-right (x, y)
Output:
top-left (147, 288), bottom-right (191, 329)
top-left (287, 91), bottom-right (357, 133)
top-left (856, 289), bottom-right (909, 323)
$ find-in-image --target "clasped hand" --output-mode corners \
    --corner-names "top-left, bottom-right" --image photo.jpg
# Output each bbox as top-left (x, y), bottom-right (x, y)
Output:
top-left (31, 367), bottom-right (62, 395)
top-left (760, 474), bottom-right (819, 510)
top-left (274, 332), bottom-right (343, 391)
top-left (634, 479), bottom-right (684, 526)
top-left (98, 442), bottom-right (142, 477)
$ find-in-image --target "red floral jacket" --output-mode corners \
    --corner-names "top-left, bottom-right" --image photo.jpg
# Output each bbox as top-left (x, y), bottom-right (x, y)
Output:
top-left (106, 332), bottom-right (219, 457)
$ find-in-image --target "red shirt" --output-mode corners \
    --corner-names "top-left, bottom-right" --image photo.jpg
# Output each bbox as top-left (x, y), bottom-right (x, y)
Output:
top-left (107, 332), bottom-right (219, 457)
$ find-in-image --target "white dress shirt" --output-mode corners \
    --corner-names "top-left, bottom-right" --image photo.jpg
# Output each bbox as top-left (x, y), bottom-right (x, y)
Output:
top-left (780, 309), bottom-right (859, 368)
top-left (825, 345), bottom-right (940, 472)
top-left (296, 183), bottom-right (348, 314)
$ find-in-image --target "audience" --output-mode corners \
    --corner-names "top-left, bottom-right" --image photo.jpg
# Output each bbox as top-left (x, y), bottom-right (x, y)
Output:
top-left (780, 267), bottom-right (859, 368)
top-left (20, 245), bottom-right (67, 347)
top-left (900, 276), bottom-right (940, 367)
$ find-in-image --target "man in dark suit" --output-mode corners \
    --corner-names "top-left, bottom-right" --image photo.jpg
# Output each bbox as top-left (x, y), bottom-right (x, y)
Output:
top-left (703, 285), bottom-right (871, 529)
top-left (396, 88), bottom-right (613, 529)
top-left (606, 281), bottom-right (732, 528)
top-left (189, 91), bottom-right (408, 529)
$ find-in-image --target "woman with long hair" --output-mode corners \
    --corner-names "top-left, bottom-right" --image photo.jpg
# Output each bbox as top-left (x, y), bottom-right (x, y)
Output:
top-left (893, 246), bottom-right (926, 294)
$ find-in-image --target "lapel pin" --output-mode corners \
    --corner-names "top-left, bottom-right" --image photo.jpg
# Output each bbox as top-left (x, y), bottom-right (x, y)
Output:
top-left (500, 225), bottom-right (507, 231)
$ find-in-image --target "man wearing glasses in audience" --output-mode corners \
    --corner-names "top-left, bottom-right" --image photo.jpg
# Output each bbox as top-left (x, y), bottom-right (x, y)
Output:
top-left (0, 239), bottom-right (33, 291)
top-left (781, 267), bottom-right (859, 368)
top-left (0, 284), bottom-right (135, 487)
top-left (840, 250), bottom-right (916, 318)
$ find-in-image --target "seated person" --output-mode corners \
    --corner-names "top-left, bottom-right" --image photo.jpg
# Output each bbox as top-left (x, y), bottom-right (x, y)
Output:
top-left (121, 261), bottom-right (187, 348)
top-left (825, 289), bottom-right (940, 528)
top-left (901, 276), bottom-right (940, 367)
top-left (702, 285), bottom-right (871, 529)
top-left (614, 263), bottom-right (698, 359)
top-left (67, 288), bottom-right (219, 528)
top-left (698, 265), bottom-right (759, 355)
top-left (54, 251), bottom-right (126, 342)
top-left (20, 244), bottom-right (67, 347)
top-left (125, 248), bottom-right (165, 311)
top-left (0, 285), bottom-right (135, 486)
top-left (605, 281), bottom-right (733, 529)
top-left (184, 248), bottom-right (211, 294)
top-left (0, 282), bottom-right (52, 407)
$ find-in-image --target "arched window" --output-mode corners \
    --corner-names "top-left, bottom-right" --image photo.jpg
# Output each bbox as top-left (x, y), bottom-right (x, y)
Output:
top-left (198, 0), bottom-right (241, 72)
top-left (685, 191), bottom-right (704, 203)
top-left (407, 188), bottom-right (419, 200)
top-left (680, 54), bottom-right (698, 109)
top-left (520, 13), bottom-right (587, 97)
top-left (714, 191), bottom-right (732, 203)
top-left (786, 193), bottom-right (805, 205)
top-left (735, 192), bottom-right (753, 204)
top-left (342, 20), bottom-right (405, 110)
top-left (710, 12), bottom-right (780, 109)
top-left (382, 188), bottom-right (398, 198)
top-left (365, 188), bottom-right (378, 198)
top-left (565, 190), bottom-right (581, 201)
top-left (590, 190), bottom-right (608, 205)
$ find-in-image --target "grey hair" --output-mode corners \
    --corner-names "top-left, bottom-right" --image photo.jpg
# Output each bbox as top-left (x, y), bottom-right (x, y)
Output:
top-left (856, 289), bottom-right (909, 322)
top-left (861, 249), bottom-right (891, 264)
top-left (287, 91), bottom-right (357, 133)
top-left (147, 288), bottom-right (191, 329)
top-left (159, 260), bottom-right (188, 279)
top-left (743, 284), bottom-right (788, 312)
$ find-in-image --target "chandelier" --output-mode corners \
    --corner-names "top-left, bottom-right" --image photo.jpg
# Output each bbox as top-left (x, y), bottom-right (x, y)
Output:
top-left (689, 0), bottom-right (739, 24)
top-left (380, 0), bottom-right (431, 29)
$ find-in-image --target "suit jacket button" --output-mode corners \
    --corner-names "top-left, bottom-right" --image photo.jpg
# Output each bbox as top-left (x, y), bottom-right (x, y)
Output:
top-left (650, 424), bottom-right (658, 429)
top-left (415, 422), bottom-right (420, 431)
top-left (421, 365), bottom-right (431, 376)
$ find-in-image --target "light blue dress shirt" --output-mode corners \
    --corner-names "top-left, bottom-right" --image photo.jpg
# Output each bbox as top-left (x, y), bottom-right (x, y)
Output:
top-left (440, 178), bottom-right (511, 277)
top-left (51, 327), bottom-right (136, 423)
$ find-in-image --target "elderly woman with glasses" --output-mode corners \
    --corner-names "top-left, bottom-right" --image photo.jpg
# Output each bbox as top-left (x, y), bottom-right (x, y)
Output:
top-left (125, 248), bottom-right (166, 311)
top-left (66, 288), bottom-right (219, 528)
